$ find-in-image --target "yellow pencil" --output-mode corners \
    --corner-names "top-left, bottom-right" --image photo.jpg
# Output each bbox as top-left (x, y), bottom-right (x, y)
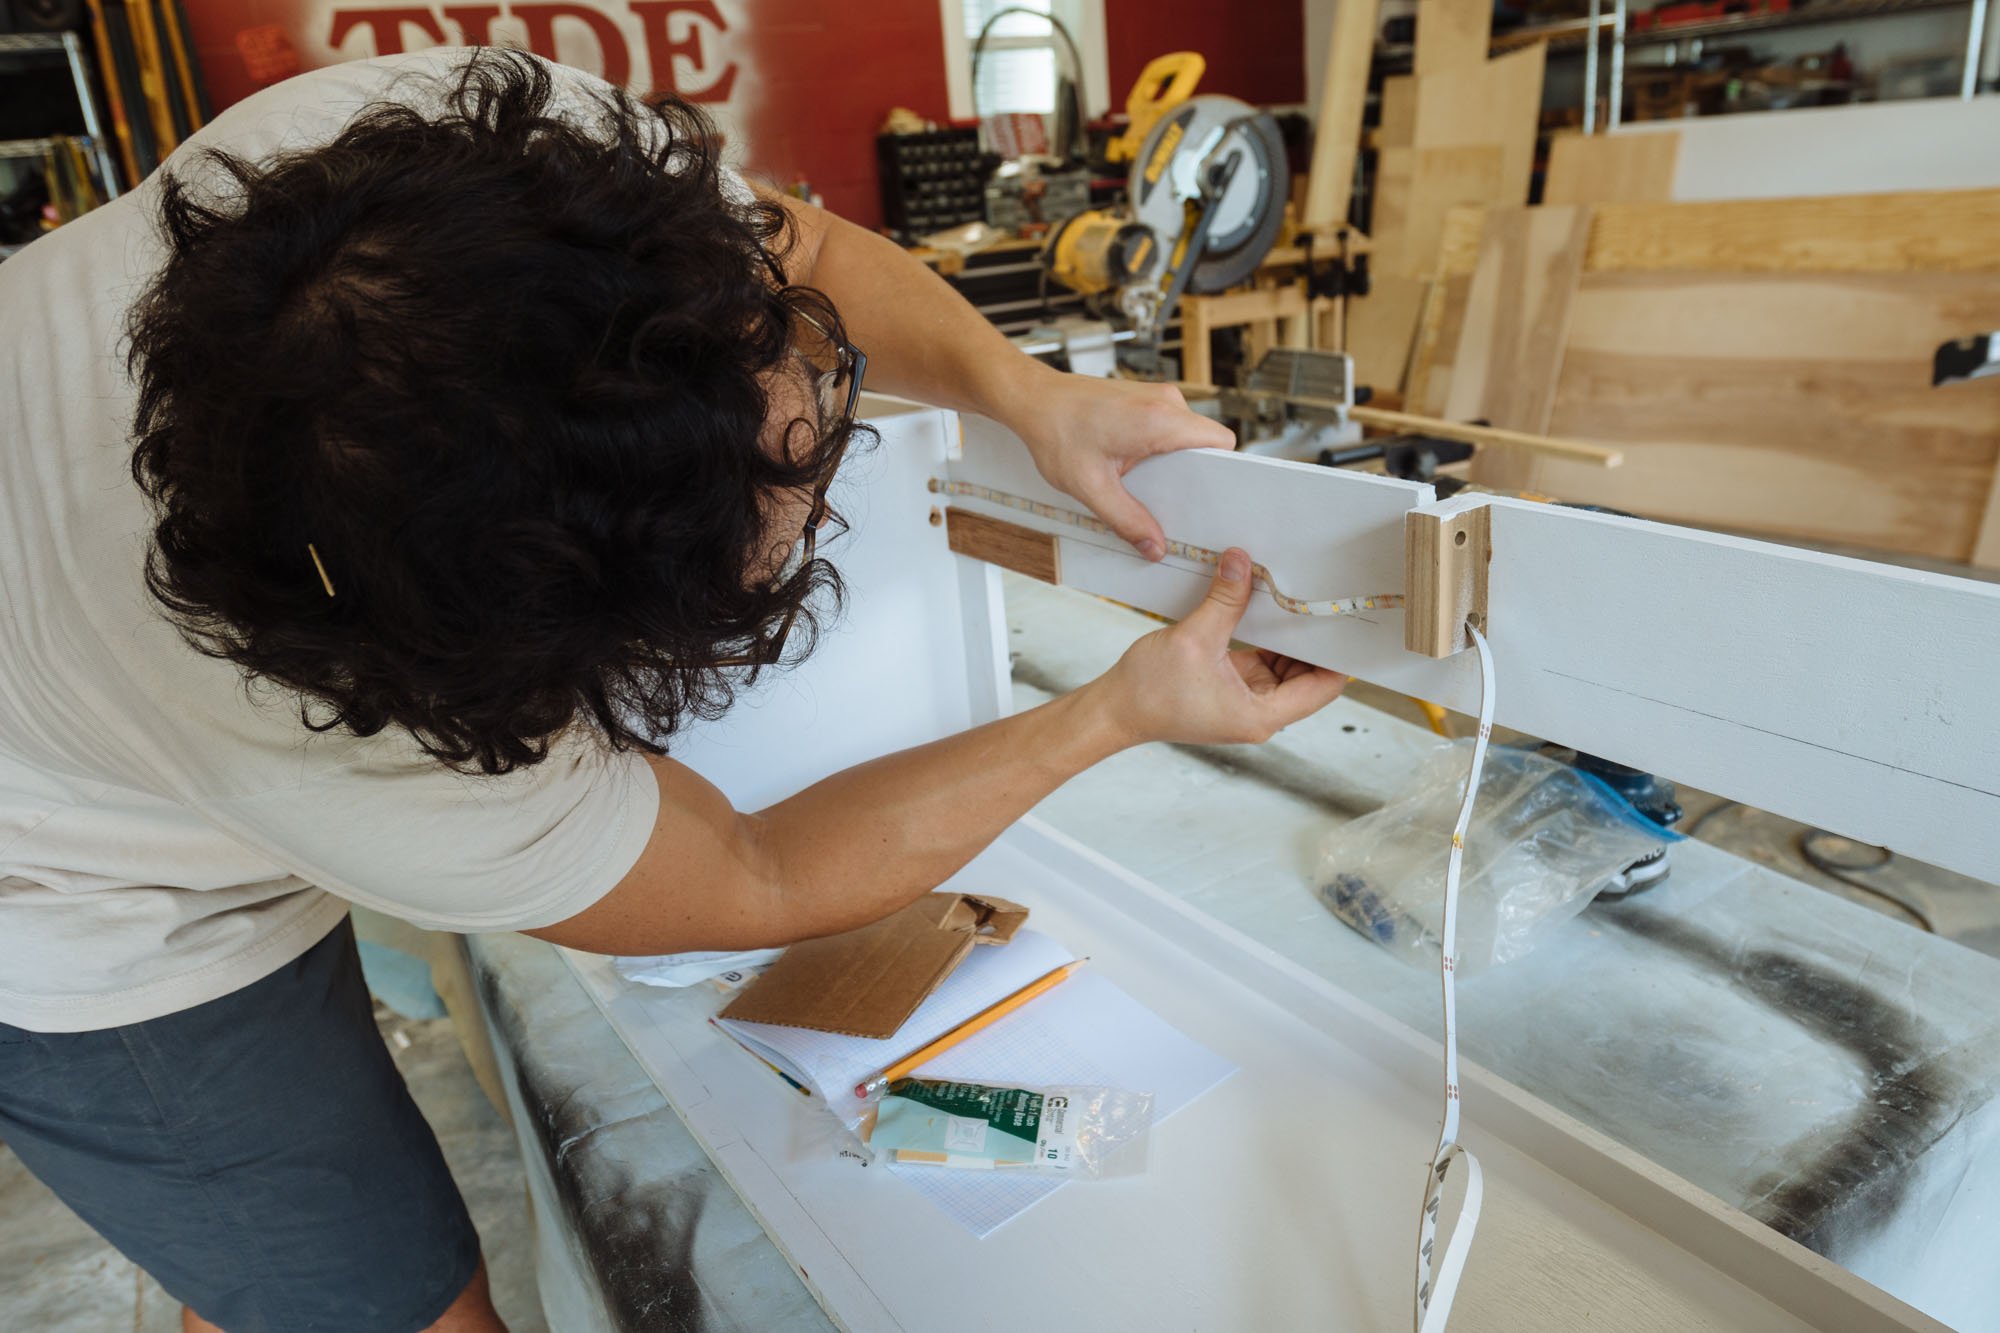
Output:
top-left (853, 958), bottom-right (1087, 1099)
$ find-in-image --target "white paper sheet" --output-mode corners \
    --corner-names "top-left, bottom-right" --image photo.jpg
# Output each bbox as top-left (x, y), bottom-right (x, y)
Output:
top-left (888, 970), bottom-right (1236, 1235)
top-left (715, 928), bottom-right (1236, 1236)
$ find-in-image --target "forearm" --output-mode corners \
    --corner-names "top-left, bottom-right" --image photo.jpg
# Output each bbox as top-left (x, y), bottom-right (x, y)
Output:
top-left (532, 549), bottom-right (1343, 959)
top-left (805, 208), bottom-right (1056, 428)
top-left (746, 680), bottom-right (1129, 941)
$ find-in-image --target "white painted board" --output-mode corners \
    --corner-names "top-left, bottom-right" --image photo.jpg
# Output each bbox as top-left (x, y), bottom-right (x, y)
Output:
top-left (947, 419), bottom-right (2000, 885)
top-left (1480, 496), bottom-right (2000, 889)
top-left (947, 415), bottom-right (1483, 710)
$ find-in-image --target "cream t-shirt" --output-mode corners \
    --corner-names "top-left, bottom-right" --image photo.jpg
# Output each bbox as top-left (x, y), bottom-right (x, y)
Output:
top-left (0, 51), bottom-right (672, 1032)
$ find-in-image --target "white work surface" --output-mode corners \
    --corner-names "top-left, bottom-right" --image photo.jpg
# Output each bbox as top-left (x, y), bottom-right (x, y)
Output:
top-left (573, 829), bottom-right (1851, 1332)
top-left (1002, 576), bottom-right (2000, 1333)
top-left (568, 403), bottom-right (1954, 1332)
top-left (564, 404), bottom-right (2000, 1328)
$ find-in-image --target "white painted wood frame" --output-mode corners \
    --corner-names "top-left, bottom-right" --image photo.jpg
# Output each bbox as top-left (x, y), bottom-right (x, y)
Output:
top-left (944, 415), bottom-right (2000, 887)
top-left (576, 402), bottom-right (1978, 1331)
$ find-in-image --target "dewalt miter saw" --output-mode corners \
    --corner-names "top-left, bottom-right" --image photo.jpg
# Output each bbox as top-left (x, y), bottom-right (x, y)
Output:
top-left (1040, 52), bottom-right (1287, 374)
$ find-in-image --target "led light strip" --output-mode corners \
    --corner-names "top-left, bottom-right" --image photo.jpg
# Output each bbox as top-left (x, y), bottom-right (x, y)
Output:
top-left (931, 480), bottom-right (1405, 619)
top-left (1415, 625), bottom-right (1495, 1333)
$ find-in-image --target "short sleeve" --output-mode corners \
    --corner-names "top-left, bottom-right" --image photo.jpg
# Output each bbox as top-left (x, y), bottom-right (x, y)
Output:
top-left (127, 50), bottom-right (683, 932)
top-left (206, 730), bottom-right (660, 933)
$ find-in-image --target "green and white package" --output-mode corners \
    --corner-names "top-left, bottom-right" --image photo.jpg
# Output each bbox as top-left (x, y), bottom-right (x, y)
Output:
top-left (864, 1078), bottom-right (1153, 1176)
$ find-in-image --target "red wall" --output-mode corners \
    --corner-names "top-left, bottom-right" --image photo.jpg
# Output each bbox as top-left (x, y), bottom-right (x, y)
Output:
top-left (181, 0), bottom-right (952, 228)
top-left (1104, 0), bottom-right (1304, 107)
top-left (179, 1), bottom-right (1302, 230)
top-left (739, 2), bottom-right (950, 229)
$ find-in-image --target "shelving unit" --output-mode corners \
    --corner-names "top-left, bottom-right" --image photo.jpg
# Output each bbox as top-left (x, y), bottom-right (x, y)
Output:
top-left (1489, 0), bottom-right (1996, 133)
top-left (1493, 0), bottom-right (1977, 53)
top-left (0, 28), bottom-right (120, 257)
top-left (1, 135), bottom-right (92, 159)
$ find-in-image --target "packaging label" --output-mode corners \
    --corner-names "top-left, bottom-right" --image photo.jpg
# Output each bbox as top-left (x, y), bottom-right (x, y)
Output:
top-left (871, 1079), bottom-right (1045, 1165)
top-left (1034, 1092), bottom-right (1081, 1170)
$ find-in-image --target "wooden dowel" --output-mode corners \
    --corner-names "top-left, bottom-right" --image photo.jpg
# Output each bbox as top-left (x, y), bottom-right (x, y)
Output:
top-left (1349, 405), bottom-right (1623, 468)
top-left (1170, 383), bottom-right (1621, 469)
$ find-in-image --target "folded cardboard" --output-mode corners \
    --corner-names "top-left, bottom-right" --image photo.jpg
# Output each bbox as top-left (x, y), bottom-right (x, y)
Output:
top-left (718, 892), bottom-right (1028, 1039)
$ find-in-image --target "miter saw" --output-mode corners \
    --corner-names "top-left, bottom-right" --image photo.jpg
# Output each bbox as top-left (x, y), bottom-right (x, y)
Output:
top-left (1034, 52), bottom-right (1288, 376)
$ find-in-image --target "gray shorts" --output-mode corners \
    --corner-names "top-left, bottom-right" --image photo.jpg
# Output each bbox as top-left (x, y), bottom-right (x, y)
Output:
top-left (0, 917), bottom-right (482, 1331)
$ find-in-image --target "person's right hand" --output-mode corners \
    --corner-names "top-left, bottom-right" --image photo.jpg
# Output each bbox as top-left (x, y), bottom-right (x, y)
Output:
top-left (1090, 548), bottom-right (1350, 747)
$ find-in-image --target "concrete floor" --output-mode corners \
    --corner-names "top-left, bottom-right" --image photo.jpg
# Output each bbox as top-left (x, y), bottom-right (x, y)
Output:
top-left (0, 999), bottom-right (547, 1333)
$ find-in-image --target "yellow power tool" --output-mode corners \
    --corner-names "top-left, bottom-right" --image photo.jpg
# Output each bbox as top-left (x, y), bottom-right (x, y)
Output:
top-left (1042, 52), bottom-right (1287, 369)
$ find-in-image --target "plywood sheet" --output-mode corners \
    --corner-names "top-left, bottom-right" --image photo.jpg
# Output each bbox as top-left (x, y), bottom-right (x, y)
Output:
top-left (1585, 189), bottom-right (2000, 273)
top-left (1635, 95), bottom-right (2000, 201)
top-left (1304, 0), bottom-right (1382, 231)
top-left (1543, 131), bottom-right (1681, 207)
top-left (1406, 206), bottom-right (1488, 414)
top-left (1344, 273), bottom-right (1429, 394)
top-left (1409, 273), bottom-right (1468, 416)
top-left (1378, 74), bottom-right (1417, 149)
top-left (1446, 205), bottom-right (1592, 438)
top-left (1415, 0), bottom-right (1490, 76)
top-left (1413, 42), bottom-right (1545, 194)
top-left (1379, 144), bottom-right (1503, 275)
top-left (1375, 41), bottom-right (1545, 278)
top-left (1370, 145), bottom-right (1414, 254)
top-left (1485, 42), bottom-right (1548, 203)
top-left (1531, 270), bottom-right (2000, 561)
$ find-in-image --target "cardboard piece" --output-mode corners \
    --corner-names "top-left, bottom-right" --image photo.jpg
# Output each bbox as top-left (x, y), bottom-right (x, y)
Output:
top-left (719, 893), bottom-right (1028, 1039)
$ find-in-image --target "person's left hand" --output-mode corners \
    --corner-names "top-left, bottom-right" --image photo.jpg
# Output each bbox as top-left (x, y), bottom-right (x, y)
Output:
top-left (1010, 372), bottom-right (1236, 561)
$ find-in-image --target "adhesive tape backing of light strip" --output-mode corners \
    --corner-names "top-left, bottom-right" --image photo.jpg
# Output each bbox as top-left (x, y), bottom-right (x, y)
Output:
top-left (931, 480), bottom-right (1404, 618)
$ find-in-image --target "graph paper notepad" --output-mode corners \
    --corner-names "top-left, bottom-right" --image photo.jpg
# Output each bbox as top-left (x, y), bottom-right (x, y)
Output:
top-left (716, 929), bottom-right (1235, 1235)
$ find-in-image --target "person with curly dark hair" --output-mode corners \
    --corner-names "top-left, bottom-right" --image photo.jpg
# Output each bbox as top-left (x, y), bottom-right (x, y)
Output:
top-left (0, 47), bottom-right (1347, 1332)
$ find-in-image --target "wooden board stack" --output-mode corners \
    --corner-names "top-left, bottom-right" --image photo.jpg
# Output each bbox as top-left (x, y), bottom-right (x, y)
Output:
top-left (1412, 188), bottom-right (2000, 568)
top-left (1344, 0), bottom-right (1547, 398)
top-left (1542, 130), bottom-right (1682, 207)
top-left (1440, 203), bottom-right (1593, 487)
top-left (1370, 0), bottom-right (1544, 278)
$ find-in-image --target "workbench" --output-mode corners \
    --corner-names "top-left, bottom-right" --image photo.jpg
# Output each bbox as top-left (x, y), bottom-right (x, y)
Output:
top-left (465, 404), bottom-right (1994, 1332)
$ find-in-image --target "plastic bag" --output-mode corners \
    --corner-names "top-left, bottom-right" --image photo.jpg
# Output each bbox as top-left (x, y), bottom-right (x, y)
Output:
top-left (1316, 741), bottom-right (1679, 975)
top-left (613, 948), bottom-right (781, 989)
top-left (859, 1078), bottom-right (1153, 1177)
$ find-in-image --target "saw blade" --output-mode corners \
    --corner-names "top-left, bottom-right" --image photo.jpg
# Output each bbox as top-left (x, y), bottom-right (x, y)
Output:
top-left (1128, 95), bottom-right (1288, 295)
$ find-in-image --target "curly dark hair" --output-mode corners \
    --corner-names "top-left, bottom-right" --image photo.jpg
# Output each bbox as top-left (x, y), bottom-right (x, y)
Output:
top-left (128, 48), bottom-right (868, 775)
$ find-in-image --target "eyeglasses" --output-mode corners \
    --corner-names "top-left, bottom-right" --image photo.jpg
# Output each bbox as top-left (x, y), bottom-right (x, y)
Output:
top-left (718, 305), bottom-right (867, 669)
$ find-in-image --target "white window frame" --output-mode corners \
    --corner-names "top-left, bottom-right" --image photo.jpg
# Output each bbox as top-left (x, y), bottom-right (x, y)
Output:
top-left (940, 0), bottom-right (1111, 125)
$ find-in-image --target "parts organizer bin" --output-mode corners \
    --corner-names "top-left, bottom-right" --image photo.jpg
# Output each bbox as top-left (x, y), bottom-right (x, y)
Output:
top-left (877, 127), bottom-right (985, 242)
